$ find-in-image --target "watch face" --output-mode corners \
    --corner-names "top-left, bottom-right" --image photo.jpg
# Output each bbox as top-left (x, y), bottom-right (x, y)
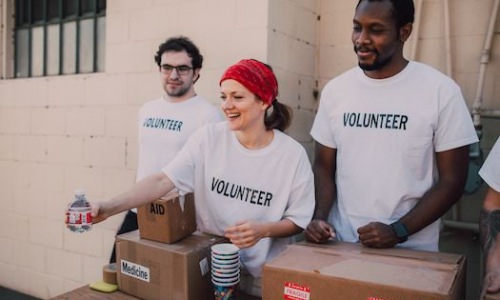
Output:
top-left (391, 222), bottom-right (409, 243)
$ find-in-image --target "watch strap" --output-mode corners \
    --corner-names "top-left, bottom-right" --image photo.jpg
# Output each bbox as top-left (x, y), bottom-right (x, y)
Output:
top-left (390, 221), bottom-right (409, 243)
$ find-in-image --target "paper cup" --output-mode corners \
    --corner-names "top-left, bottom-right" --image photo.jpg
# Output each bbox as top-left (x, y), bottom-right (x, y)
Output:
top-left (212, 252), bottom-right (239, 260)
top-left (213, 281), bottom-right (238, 300)
top-left (212, 269), bottom-right (240, 278)
top-left (212, 276), bottom-right (240, 285)
top-left (212, 243), bottom-right (239, 256)
top-left (211, 261), bottom-right (240, 271)
top-left (212, 265), bottom-right (240, 275)
top-left (211, 256), bottom-right (239, 265)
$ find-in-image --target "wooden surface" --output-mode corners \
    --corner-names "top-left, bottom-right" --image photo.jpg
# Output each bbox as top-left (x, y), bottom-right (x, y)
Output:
top-left (50, 285), bottom-right (139, 299)
top-left (486, 291), bottom-right (500, 300)
top-left (50, 285), bottom-right (261, 299)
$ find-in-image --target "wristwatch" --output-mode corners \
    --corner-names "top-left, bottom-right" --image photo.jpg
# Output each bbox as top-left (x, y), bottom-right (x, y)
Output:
top-left (390, 221), bottom-right (409, 243)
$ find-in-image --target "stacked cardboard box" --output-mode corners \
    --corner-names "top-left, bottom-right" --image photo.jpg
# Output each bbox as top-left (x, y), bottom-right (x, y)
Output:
top-left (116, 230), bottom-right (225, 300)
top-left (115, 193), bottom-right (218, 300)
top-left (137, 193), bottom-right (196, 243)
top-left (263, 241), bottom-right (466, 300)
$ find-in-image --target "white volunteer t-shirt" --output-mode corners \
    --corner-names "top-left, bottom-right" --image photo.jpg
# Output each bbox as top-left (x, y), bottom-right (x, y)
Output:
top-left (137, 95), bottom-right (223, 181)
top-left (163, 122), bottom-right (315, 277)
top-left (311, 62), bottom-right (478, 251)
top-left (131, 95), bottom-right (222, 213)
top-left (479, 137), bottom-right (500, 192)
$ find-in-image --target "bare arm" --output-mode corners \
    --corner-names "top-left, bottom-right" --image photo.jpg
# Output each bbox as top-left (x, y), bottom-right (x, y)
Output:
top-left (305, 142), bottom-right (337, 243)
top-left (479, 187), bottom-right (500, 296)
top-left (402, 145), bottom-right (469, 233)
top-left (92, 172), bottom-right (175, 223)
top-left (312, 143), bottom-right (337, 220)
top-left (359, 146), bottom-right (470, 248)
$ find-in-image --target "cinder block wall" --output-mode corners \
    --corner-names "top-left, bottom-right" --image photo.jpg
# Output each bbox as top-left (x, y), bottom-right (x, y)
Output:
top-left (0, 0), bottom-right (498, 298)
top-left (268, 0), bottom-right (319, 158)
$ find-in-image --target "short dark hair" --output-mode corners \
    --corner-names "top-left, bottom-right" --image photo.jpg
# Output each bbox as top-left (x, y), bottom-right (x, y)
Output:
top-left (356, 0), bottom-right (415, 29)
top-left (154, 36), bottom-right (203, 70)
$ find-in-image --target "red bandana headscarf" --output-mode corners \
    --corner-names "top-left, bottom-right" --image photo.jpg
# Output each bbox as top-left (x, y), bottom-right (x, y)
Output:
top-left (219, 59), bottom-right (278, 105)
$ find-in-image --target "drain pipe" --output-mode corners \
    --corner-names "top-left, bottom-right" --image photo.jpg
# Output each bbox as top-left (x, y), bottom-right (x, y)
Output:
top-left (313, 0), bottom-right (322, 101)
top-left (443, 0), bottom-right (452, 77)
top-left (442, 0), bottom-right (462, 223)
top-left (481, 109), bottom-right (500, 117)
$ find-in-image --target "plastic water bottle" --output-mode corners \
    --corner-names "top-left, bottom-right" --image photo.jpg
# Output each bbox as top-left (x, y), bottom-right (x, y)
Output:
top-left (66, 189), bottom-right (92, 233)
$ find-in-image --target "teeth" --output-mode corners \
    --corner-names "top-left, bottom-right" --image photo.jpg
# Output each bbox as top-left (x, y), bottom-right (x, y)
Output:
top-left (227, 113), bottom-right (240, 118)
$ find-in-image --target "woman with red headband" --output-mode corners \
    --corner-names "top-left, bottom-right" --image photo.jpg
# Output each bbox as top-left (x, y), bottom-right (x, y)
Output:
top-left (82, 59), bottom-right (315, 296)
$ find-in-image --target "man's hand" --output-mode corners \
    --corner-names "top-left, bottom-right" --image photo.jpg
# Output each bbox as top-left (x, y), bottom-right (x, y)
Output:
top-left (481, 238), bottom-right (500, 298)
top-left (357, 222), bottom-right (399, 248)
top-left (482, 269), bottom-right (500, 297)
top-left (479, 187), bottom-right (500, 298)
top-left (305, 220), bottom-right (336, 243)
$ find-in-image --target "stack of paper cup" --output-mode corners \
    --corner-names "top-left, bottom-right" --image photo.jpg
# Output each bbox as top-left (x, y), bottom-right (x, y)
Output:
top-left (211, 243), bottom-right (240, 300)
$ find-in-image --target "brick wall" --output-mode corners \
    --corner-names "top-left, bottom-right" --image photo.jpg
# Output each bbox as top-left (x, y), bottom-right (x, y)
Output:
top-left (0, 0), bottom-right (498, 298)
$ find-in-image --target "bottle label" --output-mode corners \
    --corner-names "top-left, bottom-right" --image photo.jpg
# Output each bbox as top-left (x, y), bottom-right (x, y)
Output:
top-left (67, 210), bottom-right (92, 225)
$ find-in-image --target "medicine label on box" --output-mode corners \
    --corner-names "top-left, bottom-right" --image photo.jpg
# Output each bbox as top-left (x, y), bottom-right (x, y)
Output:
top-left (120, 259), bottom-right (150, 282)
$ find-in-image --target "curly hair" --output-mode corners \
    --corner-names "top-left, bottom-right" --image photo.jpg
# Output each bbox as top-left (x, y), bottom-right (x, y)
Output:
top-left (154, 36), bottom-right (203, 70)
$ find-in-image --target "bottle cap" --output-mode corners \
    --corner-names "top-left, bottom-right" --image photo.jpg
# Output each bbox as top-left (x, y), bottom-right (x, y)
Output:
top-left (74, 189), bottom-right (86, 196)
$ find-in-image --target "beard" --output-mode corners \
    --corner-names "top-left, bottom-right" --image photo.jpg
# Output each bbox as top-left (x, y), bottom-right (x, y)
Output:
top-left (358, 52), bottom-right (394, 71)
top-left (165, 81), bottom-right (191, 98)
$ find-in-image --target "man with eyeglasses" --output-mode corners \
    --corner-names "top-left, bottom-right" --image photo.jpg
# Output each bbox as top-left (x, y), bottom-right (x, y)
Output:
top-left (109, 36), bottom-right (223, 264)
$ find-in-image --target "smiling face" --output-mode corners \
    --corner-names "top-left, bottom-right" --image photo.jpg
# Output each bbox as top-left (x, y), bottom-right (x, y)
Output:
top-left (159, 50), bottom-right (200, 101)
top-left (352, 0), bottom-right (412, 79)
top-left (220, 79), bottom-right (269, 133)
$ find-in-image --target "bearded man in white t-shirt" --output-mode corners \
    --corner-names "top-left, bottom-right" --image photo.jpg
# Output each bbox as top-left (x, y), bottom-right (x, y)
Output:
top-left (109, 36), bottom-right (222, 263)
top-left (305, 0), bottom-right (478, 251)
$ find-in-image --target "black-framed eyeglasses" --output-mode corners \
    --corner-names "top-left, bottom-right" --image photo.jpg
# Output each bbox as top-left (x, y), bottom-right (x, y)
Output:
top-left (160, 64), bottom-right (193, 75)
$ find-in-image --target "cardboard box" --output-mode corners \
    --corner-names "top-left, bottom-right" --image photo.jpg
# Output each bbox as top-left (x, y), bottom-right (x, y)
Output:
top-left (116, 230), bottom-right (225, 300)
top-left (263, 241), bottom-right (466, 300)
top-left (137, 193), bottom-right (196, 243)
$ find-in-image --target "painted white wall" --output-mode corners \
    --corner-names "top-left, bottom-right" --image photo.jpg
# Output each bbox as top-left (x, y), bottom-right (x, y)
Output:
top-left (0, 0), bottom-right (498, 298)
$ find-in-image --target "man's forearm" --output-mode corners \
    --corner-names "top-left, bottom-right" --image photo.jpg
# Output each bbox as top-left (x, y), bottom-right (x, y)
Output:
top-left (312, 143), bottom-right (337, 221)
top-left (312, 165), bottom-right (336, 220)
top-left (400, 147), bottom-right (468, 234)
top-left (480, 208), bottom-right (500, 256)
top-left (400, 179), bottom-right (463, 235)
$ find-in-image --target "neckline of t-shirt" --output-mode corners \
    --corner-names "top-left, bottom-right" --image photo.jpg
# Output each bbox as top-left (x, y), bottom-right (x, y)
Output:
top-left (161, 94), bottom-right (201, 106)
top-left (230, 129), bottom-right (279, 156)
top-left (356, 61), bottom-right (415, 86)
